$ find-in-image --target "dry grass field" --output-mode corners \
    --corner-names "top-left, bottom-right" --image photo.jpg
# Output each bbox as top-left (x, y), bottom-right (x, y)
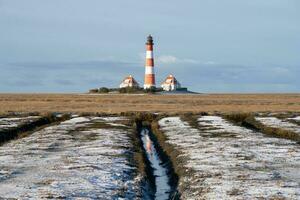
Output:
top-left (0, 93), bottom-right (300, 115)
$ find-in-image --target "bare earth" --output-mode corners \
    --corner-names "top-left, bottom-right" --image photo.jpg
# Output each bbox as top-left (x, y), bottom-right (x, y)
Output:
top-left (0, 93), bottom-right (300, 114)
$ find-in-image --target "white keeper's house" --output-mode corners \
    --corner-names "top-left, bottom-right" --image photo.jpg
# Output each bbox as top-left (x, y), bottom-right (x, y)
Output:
top-left (161, 74), bottom-right (181, 91)
top-left (119, 75), bottom-right (140, 88)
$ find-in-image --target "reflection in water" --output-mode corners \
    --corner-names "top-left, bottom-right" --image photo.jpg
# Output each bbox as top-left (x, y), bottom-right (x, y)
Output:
top-left (141, 128), bottom-right (171, 200)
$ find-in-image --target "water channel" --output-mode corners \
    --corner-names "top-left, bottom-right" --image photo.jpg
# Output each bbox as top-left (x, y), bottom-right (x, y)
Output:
top-left (140, 128), bottom-right (172, 200)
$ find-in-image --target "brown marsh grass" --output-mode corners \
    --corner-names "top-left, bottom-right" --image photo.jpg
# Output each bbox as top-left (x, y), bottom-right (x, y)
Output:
top-left (0, 93), bottom-right (300, 115)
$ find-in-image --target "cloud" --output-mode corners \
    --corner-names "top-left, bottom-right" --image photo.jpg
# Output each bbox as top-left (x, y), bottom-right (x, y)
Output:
top-left (157, 55), bottom-right (178, 64)
top-left (204, 61), bottom-right (217, 65)
top-left (155, 55), bottom-right (218, 65)
top-left (156, 55), bottom-right (201, 64)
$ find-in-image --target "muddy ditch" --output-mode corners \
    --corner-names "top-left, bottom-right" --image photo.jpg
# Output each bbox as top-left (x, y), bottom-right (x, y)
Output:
top-left (133, 114), bottom-right (180, 200)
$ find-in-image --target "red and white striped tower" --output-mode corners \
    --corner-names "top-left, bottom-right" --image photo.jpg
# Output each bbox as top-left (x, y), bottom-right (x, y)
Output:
top-left (144, 35), bottom-right (156, 89)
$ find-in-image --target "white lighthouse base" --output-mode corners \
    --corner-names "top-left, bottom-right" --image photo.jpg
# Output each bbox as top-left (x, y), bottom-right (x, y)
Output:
top-left (144, 84), bottom-right (156, 89)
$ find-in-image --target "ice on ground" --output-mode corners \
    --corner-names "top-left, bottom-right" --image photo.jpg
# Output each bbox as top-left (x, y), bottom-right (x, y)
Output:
top-left (0, 117), bottom-right (140, 199)
top-left (91, 117), bottom-right (130, 128)
top-left (100, 116), bottom-right (128, 122)
top-left (60, 116), bottom-right (90, 124)
top-left (288, 116), bottom-right (300, 121)
top-left (106, 122), bottom-right (128, 127)
top-left (256, 117), bottom-right (300, 134)
top-left (0, 116), bottom-right (41, 130)
top-left (159, 116), bottom-right (300, 200)
top-left (198, 116), bottom-right (252, 134)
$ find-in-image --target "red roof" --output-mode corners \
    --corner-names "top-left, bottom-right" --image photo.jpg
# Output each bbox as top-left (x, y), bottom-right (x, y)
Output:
top-left (121, 75), bottom-right (138, 85)
top-left (162, 75), bottom-right (178, 85)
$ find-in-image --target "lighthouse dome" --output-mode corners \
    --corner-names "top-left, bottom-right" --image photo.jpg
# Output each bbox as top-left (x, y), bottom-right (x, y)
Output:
top-left (147, 34), bottom-right (152, 39)
top-left (146, 35), bottom-right (153, 45)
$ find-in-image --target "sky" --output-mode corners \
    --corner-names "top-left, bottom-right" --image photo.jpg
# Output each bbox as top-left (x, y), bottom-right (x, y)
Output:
top-left (0, 0), bottom-right (299, 93)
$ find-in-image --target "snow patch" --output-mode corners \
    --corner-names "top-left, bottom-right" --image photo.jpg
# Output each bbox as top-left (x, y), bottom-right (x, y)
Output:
top-left (159, 116), bottom-right (300, 199)
top-left (256, 117), bottom-right (300, 134)
top-left (288, 116), bottom-right (300, 121)
top-left (0, 116), bottom-right (140, 199)
top-left (0, 116), bottom-right (41, 130)
top-left (198, 116), bottom-right (252, 134)
top-left (60, 117), bottom-right (90, 124)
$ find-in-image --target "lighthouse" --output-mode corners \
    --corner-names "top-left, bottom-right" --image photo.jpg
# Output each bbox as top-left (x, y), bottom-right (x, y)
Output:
top-left (144, 35), bottom-right (156, 89)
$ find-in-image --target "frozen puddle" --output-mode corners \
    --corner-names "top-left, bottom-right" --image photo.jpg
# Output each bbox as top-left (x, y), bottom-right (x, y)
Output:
top-left (159, 116), bottom-right (300, 199)
top-left (256, 117), bottom-right (300, 134)
top-left (140, 128), bottom-right (171, 200)
top-left (0, 116), bottom-right (40, 130)
top-left (0, 117), bottom-right (140, 199)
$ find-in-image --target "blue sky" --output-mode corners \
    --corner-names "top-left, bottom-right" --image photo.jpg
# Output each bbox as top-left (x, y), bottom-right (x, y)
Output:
top-left (0, 0), bottom-right (299, 93)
